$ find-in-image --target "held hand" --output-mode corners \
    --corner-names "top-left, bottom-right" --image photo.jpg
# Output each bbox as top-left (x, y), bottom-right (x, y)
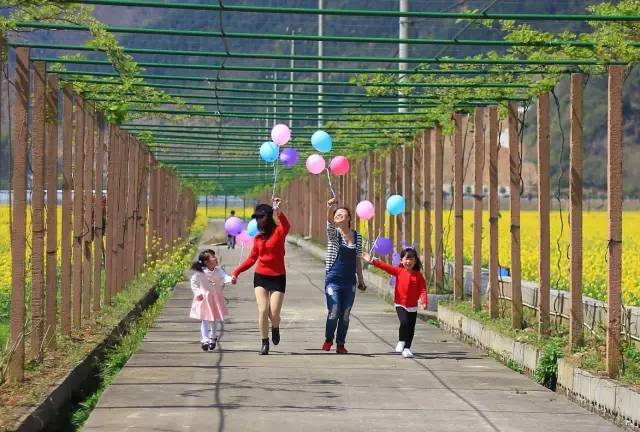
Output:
top-left (361, 251), bottom-right (372, 262)
top-left (231, 275), bottom-right (238, 285)
top-left (272, 197), bottom-right (282, 210)
top-left (327, 197), bottom-right (337, 207)
top-left (420, 301), bottom-right (428, 310)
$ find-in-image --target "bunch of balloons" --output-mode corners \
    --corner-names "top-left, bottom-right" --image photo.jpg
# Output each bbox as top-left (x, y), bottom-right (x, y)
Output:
top-left (305, 130), bottom-right (351, 177)
top-left (259, 124), bottom-right (299, 169)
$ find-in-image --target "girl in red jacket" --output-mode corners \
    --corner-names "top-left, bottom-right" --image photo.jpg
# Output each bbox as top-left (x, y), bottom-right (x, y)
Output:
top-left (362, 247), bottom-right (427, 358)
top-left (232, 198), bottom-right (290, 355)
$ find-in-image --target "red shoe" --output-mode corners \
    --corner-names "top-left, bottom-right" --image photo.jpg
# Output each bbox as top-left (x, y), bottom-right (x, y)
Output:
top-left (321, 340), bottom-right (333, 351)
top-left (336, 344), bottom-right (348, 354)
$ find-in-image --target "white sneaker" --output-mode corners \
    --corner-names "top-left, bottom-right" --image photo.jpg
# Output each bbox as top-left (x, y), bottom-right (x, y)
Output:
top-left (402, 348), bottom-right (414, 358)
top-left (395, 341), bottom-right (406, 353)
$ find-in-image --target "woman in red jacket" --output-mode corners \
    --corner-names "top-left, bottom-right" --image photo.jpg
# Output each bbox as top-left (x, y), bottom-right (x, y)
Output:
top-left (362, 247), bottom-right (427, 358)
top-left (232, 198), bottom-right (290, 355)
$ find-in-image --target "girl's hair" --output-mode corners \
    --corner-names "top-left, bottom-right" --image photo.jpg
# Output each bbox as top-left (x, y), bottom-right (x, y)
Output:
top-left (333, 206), bottom-right (352, 228)
top-left (253, 203), bottom-right (277, 239)
top-left (400, 247), bottom-right (422, 271)
top-left (191, 249), bottom-right (216, 272)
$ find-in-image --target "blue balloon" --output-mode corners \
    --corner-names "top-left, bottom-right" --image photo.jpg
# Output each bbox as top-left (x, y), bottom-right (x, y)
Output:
top-left (386, 194), bottom-right (405, 216)
top-left (259, 141), bottom-right (279, 163)
top-left (247, 219), bottom-right (259, 237)
top-left (311, 130), bottom-right (332, 153)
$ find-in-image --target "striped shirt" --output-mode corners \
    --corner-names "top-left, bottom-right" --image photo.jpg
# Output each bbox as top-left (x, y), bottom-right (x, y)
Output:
top-left (325, 222), bottom-right (362, 272)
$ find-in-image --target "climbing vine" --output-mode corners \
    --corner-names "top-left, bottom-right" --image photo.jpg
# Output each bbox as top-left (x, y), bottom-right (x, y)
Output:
top-left (1, 0), bottom-right (192, 124)
top-left (351, 0), bottom-right (640, 140)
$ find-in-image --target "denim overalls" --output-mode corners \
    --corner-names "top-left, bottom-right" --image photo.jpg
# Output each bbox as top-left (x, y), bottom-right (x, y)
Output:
top-left (325, 235), bottom-right (357, 344)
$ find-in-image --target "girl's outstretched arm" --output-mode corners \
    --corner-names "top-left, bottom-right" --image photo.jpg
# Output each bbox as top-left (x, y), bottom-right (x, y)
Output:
top-left (369, 258), bottom-right (402, 276)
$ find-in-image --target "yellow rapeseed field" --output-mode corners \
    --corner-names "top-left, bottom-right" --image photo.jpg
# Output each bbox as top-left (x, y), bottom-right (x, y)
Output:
top-left (0, 205), bottom-right (209, 297)
top-left (368, 209), bottom-right (640, 306)
top-left (3, 206), bottom-right (640, 305)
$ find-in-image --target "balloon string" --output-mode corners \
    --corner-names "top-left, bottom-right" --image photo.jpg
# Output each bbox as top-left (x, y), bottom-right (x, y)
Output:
top-left (238, 242), bottom-right (245, 266)
top-left (325, 168), bottom-right (336, 199)
top-left (368, 231), bottom-right (381, 255)
top-left (271, 161), bottom-right (279, 201)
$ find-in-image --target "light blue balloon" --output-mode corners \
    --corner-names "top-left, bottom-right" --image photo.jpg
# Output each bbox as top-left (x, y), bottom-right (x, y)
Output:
top-left (259, 141), bottom-right (279, 163)
top-left (247, 219), bottom-right (259, 237)
top-left (386, 194), bottom-right (405, 216)
top-left (311, 130), bottom-right (332, 153)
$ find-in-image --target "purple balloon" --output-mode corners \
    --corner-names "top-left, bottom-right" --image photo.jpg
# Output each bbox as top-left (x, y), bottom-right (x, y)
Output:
top-left (224, 216), bottom-right (244, 236)
top-left (373, 237), bottom-right (393, 256)
top-left (280, 147), bottom-right (299, 168)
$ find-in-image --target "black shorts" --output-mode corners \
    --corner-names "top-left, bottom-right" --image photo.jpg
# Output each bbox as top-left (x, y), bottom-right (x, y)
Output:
top-left (254, 273), bottom-right (287, 293)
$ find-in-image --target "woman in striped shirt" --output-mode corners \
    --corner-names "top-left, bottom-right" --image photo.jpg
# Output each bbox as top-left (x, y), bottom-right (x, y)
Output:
top-left (322, 197), bottom-right (366, 354)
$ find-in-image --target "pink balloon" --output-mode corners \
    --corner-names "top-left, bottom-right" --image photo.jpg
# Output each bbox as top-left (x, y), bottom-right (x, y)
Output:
top-left (236, 230), bottom-right (253, 247)
top-left (306, 154), bottom-right (326, 175)
top-left (356, 200), bottom-right (375, 220)
top-left (271, 124), bottom-right (291, 146)
top-left (329, 156), bottom-right (350, 176)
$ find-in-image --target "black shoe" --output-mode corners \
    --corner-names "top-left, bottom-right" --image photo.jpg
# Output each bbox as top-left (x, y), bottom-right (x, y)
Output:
top-left (272, 327), bottom-right (280, 345)
top-left (201, 342), bottom-right (208, 351)
top-left (208, 338), bottom-right (217, 351)
top-left (259, 339), bottom-right (270, 355)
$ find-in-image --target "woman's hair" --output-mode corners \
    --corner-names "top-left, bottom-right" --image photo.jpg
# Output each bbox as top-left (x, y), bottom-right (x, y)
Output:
top-left (333, 206), bottom-right (352, 228)
top-left (400, 247), bottom-right (422, 271)
top-left (253, 203), bottom-right (276, 239)
top-left (191, 249), bottom-right (216, 272)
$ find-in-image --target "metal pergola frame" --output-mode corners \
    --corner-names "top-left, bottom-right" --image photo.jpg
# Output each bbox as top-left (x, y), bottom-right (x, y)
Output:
top-left (11, 0), bottom-right (638, 193)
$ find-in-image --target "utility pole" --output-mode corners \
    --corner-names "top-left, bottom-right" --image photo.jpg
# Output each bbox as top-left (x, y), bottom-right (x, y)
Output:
top-left (265, 85), bottom-right (270, 134)
top-left (273, 73), bottom-right (277, 128)
top-left (318, 0), bottom-right (324, 127)
top-left (399, 0), bottom-right (409, 114)
top-left (290, 30), bottom-right (295, 128)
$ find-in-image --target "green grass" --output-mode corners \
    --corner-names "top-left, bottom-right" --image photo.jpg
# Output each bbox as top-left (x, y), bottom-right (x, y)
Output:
top-left (0, 290), bottom-right (8, 351)
top-left (69, 232), bottom-right (198, 430)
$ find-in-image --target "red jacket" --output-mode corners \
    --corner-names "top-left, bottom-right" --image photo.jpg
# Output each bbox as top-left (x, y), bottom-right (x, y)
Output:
top-left (371, 259), bottom-right (428, 309)
top-left (233, 212), bottom-right (290, 277)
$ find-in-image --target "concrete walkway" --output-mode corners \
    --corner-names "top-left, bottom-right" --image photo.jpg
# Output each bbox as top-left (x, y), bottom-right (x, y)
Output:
top-left (84, 223), bottom-right (623, 432)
